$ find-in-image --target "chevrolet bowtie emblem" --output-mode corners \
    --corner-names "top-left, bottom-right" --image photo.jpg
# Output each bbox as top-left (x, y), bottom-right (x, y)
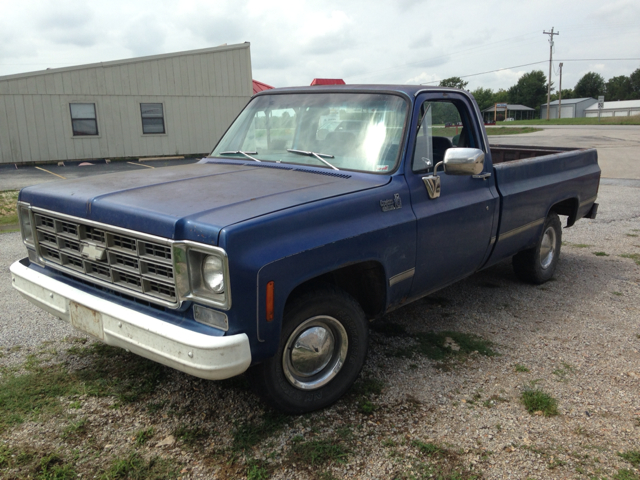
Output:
top-left (81, 243), bottom-right (107, 261)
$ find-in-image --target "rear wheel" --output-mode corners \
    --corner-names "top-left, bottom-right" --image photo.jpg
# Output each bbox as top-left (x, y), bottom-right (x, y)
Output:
top-left (513, 212), bottom-right (562, 284)
top-left (250, 285), bottom-right (368, 414)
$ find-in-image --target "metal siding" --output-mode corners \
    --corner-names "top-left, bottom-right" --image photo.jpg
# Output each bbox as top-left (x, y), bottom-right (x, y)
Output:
top-left (119, 65), bottom-right (132, 95)
top-left (45, 95), bottom-right (68, 160)
top-left (0, 80), bottom-right (8, 95)
top-left (179, 56), bottom-right (191, 95)
top-left (35, 75), bottom-right (47, 94)
top-left (171, 58), bottom-right (183, 95)
top-left (27, 95), bottom-right (51, 160)
top-left (187, 57), bottom-right (197, 96)
top-left (15, 95), bottom-right (34, 162)
top-left (0, 96), bottom-right (14, 163)
top-left (199, 54), bottom-right (211, 97)
top-left (163, 59), bottom-right (175, 97)
top-left (77, 70), bottom-right (90, 95)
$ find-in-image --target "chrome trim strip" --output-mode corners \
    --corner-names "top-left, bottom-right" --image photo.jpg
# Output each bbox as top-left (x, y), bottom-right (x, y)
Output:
top-left (499, 218), bottom-right (545, 241)
top-left (389, 268), bottom-right (415, 287)
top-left (31, 207), bottom-right (174, 246)
top-left (490, 236), bottom-right (496, 245)
top-left (579, 195), bottom-right (597, 208)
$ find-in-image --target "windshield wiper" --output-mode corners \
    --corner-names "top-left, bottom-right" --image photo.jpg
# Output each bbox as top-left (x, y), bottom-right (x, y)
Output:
top-left (286, 149), bottom-right (339, 170)
top-left (219, 150), bottom-right (261, 162)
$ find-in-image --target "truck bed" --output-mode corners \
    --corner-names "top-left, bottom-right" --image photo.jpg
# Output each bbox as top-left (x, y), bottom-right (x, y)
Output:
top-left (484, 145), bottom-right (600, 268)
top-left (490, 144), bottom-right (579, 164)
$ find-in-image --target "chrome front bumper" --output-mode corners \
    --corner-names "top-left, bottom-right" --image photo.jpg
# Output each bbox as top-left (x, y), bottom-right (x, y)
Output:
top-left (10, 259), bottom-right (251, 380)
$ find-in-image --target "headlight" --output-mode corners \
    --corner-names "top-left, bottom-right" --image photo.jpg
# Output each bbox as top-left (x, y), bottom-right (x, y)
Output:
top-left (173, 243), bottom-right (231, 310)
top-left (202, 255), bottom-right (225, 293)
top-left (18, 203), bottom-right (34, 247)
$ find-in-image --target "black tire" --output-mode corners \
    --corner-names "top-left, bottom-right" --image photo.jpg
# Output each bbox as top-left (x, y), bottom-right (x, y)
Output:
top-left (513, 212), bottom-right (562, 284)
top-left (250, 285), bottom-right (368, 414)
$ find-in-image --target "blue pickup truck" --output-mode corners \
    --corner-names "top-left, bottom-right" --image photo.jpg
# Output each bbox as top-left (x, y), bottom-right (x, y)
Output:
top-left (11, 85), bottom-right (600, 413)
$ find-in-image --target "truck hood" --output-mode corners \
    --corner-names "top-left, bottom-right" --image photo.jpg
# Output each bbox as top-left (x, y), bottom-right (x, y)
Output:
top-left (20, 160), bottom-right (391, 244)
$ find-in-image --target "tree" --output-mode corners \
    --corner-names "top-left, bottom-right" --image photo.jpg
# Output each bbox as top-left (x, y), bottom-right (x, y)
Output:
top-left (574, 72), bottom-right (605, 99)
top-left (629, 68), bottom-right (640, 98)
top-left (507, 70), bottom-right (548, 109)
top-left (550, 89), bottom-right (575, 102)
top-left (439, 76), bottom-right (469, 90)
top-left (606, 75), bottom-right (633, 101)
top-left (470, 87), bottom-right (495, 110)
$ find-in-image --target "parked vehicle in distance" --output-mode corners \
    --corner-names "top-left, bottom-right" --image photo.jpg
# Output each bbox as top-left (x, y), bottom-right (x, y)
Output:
top-left (484, 120), bottom-right (496, 126)
top-left (504, 117), bottom-right (515, 121)
top-left (12, 85), bottom-right (600, 414)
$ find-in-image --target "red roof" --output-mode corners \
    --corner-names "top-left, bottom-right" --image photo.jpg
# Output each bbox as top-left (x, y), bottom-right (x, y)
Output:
top-left (253, 79), bottom-right (274, 94)
top-left (310, 78), bottom-right (346, 86)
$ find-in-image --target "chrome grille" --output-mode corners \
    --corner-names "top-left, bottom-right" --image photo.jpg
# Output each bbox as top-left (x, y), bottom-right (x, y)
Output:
top-left (33, 212), bottom-right (177, 305)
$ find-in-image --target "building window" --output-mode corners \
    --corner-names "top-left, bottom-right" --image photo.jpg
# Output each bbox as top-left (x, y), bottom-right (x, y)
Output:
top-left (140, 103), bottom-right (165, 134)
top-left (69, 103), bottom-right (98, 136)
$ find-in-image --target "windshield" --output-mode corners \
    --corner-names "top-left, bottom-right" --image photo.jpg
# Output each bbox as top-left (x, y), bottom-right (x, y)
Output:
top-left (211, 92), bottom-right (408, 173)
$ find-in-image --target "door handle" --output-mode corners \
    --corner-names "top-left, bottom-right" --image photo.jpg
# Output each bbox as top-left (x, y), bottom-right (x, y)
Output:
top-left (472, 172), bottom-right (492, 180)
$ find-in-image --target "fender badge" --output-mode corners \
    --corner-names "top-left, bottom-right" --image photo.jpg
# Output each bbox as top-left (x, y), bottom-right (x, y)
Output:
top-left (380, 193), bottom-right (402, 212)
top-left (81, 243), bottom-right (107, 261)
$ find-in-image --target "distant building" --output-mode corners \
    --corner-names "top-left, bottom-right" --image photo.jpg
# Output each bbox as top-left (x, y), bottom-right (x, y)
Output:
top-left (0, 43), bottom-right (254, 165)
top-left (540, 98), bottom-right (596, 119)
top-left (480, 104), bottom-right (535, 122)
top-left (584, 99), bottom-right (640, 118)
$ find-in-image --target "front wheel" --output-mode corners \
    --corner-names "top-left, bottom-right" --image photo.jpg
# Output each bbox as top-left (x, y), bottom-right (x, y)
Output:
top-left (512, 212), bottom-right (562, 284)
top-left (250, 286), bottom-right (368, 414)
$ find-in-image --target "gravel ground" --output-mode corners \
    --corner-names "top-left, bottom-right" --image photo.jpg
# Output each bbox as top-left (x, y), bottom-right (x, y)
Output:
top-left (1, 184), bottom-right (639, 479)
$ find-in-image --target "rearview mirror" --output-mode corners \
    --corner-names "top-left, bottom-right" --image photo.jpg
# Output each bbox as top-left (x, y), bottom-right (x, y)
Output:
top-left (443, 148), bottom-right (485, 176)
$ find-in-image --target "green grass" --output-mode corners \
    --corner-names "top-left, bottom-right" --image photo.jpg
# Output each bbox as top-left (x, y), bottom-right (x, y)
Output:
top-left (101, 451), bottom-right (180, 479)
top-left (135, 427), bottom-right (155, 446)
top-left (0, 190), bottom-right (19, 226)
top-left (412, 440), bottom-right (444, 456)
top-left (593, 251), bottom-right (609, 257)
top-left (408, 331), bottom-right (498, 361)
top-left (515, 364), bottom-right (530, 372)
top-left (232, 411), bottom-right (289, 452)
top-left (288, 438), bottom-right (349, 466)
top-left (495, 115), bottom-right (640, 126)
top-left (618, 450), bottom-right (640, 467)
top-left (173, 425), bottom-right (210, 447)
top-left (0, 343), bottom-right (168, 433)
top-left (61, 418), bottom-right (88, 440)
top-left (620, 253), bottom-right (640, 265)
top-left (247, 459), bottom-right (271, 480)
top-left (520, 387), bottom-right (559, 416)
top-left (484, 127), bottom-right (543, 135)
top-left (613, 469), bottom-right (640, 480)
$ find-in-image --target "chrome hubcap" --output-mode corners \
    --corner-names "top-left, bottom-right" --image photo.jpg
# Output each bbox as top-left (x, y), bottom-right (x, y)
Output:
top-left (539, 226), bottom-right (556, 269)
top-left (283, 316), bottom-right (348, 390)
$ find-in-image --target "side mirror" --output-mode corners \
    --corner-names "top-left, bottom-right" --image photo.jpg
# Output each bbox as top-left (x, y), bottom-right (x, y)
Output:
top-left (443, 148), bottom-right (485, 176)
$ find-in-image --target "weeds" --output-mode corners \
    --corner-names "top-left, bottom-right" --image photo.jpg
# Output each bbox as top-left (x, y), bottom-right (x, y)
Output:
top-left (61, 418), bottom-right (88, 439)
top-left (0, 190), bottom-right (19, 226)
top-left (247, 458), bottom-right (270, 480)
top-left (515, 364), bottom-right (530, 372)
top-left (412, 440), bottom-right (443, 456)
top-left (620, 253), bottom-right (640, 265)
top-left (135, 427), bottom-right (155, 445)
top-left (618, 450), bottom-right (640, 467)
top-left (174, 425), bottom-right (210, 447)
top-left (593, 252), bottom-right (609, 257)
top-left (390, 331), bottom-right (498, 361)
top-left (288, 438), bottom-right (349, 466)
top-left (232, 411), bottom-right (289, 452)
top-left (520, 386), bottom-right (559, 416)
top-left (101, 451), bottom-right (179, 479)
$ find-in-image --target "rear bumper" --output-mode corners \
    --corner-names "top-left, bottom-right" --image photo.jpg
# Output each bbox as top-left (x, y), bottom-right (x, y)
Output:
top-left (10, 258), bottom-right (252, 380)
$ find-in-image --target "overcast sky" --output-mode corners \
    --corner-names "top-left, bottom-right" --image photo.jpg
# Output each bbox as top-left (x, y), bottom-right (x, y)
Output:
top-left (1, 0), bottom-right (639, 93)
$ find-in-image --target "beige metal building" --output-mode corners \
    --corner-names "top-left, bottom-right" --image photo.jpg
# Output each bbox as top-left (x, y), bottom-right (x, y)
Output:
top-left (0, 43), bottom-right (253, 165)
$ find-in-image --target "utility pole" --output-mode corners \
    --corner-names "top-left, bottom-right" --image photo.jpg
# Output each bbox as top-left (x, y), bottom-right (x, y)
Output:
top-left (543, 27), bottom-right (559, 120)
top-left (558, 62), bottom-right (563, 119)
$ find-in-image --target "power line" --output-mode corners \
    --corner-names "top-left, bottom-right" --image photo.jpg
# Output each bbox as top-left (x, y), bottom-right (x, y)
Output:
top-left (420, 57), bottom-right (640, 85)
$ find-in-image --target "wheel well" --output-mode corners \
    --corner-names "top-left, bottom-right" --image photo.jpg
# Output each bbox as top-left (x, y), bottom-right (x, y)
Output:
top-left (286, 261), bottom-right (387, 319)
top-left (550, 197), bottom-right (579, 227)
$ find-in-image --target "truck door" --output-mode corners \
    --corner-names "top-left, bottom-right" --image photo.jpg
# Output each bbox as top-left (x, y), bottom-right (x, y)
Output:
top-left (406, 92), bottom-right (498, 297)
